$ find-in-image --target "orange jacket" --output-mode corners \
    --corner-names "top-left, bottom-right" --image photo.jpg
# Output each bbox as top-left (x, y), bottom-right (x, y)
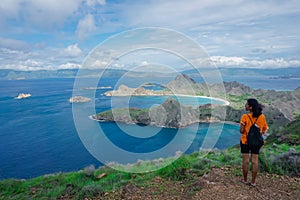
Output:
top-left (240, 113), bottom-right (268, 144)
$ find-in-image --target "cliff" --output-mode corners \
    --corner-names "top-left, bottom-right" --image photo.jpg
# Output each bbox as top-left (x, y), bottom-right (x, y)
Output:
top-left (91, 98), bottom-right (223, 128)
top-left (102, 74), bottom-right (298, 131)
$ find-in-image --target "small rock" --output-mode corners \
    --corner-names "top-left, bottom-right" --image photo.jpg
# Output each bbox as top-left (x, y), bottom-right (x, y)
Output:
top-left (96, 173), bottom-right (107, 180)
top-left (288, 148), bottom-right (296, 153)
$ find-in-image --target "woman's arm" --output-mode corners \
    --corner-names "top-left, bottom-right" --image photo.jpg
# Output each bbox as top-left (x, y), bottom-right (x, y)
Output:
top-left (259, 114), bottom-right (268, 134)
top-left (240, 123), bottom-right (245, 134)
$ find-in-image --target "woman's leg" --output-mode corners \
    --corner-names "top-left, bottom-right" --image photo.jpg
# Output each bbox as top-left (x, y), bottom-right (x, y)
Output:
top-left (251, 154), bottom-right (259, 184)
top-left (242, 153), bottom-right (249, 181)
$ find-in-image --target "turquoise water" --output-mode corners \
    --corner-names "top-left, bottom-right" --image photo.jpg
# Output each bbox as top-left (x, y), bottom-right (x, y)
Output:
top-left (0, 78), bottom-right (238, 179)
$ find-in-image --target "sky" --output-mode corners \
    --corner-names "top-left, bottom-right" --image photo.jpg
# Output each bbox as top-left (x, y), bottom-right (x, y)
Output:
top-left (0, 0), bottom-right (300, 71)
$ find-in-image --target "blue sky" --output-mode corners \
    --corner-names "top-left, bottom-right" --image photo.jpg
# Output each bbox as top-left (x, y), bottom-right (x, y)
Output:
top-left (0, 0), bottom-right (300, 71)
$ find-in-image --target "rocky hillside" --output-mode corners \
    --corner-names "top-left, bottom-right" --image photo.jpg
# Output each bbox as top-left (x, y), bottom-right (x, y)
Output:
top-left (171, 75), bottom-right (299, 120)
top-left (267, 116), bottom-right (300, 145)
top-left (92, 98), bottom-right (204, 128)
top-left (167, 74), bottom-right (299, 130)
top-left (101, 74), bottom-right (298, 132)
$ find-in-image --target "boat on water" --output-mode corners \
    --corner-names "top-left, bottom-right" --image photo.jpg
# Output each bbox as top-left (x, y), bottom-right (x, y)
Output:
top-left (16, 93), bottom-right (31, 99)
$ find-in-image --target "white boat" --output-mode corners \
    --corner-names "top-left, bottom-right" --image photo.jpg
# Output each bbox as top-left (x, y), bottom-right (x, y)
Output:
top-left (16, 93), bottom-right (31, 99)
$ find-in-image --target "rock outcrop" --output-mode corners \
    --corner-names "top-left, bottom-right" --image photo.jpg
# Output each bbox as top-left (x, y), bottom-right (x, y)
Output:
top-left (16, 93), bottom-right (31, 99)
top-left (104, 85), bottom-right (173, 96)
top-left (101, 74), bottom-right (299, 131)
top-left (69, 96), bottom-right (91, 103)
top-left (91, 98), bottom-right (221, 128)
top-left (271, 148), bottom-right (300, 177)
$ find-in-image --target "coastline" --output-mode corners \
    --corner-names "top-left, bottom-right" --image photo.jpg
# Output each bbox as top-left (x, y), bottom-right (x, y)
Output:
top-left (90, 113), bottom-right (240, 129)
top-left (105, 92), bottom-right (230, 106)
top-left (170, 94), bottom-right (230, 106)
top-left (3, 77), bottom-right (298, 183)
top-left (223, 121), bottom-right (240, 126)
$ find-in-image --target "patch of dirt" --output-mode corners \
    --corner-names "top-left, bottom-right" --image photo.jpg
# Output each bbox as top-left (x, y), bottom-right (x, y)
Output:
top-left (100, 166), bottom-right (300, 200)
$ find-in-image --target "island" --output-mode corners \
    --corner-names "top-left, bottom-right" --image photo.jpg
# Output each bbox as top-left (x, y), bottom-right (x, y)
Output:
top-left (94, 74), bottom-right (300, 132)
top-left (69, 96), bottom-right (91, 103)
top-left (91, 98), bottom-right (221, 128)
top-left (104, 84), bottom-right (173, 96)
top-left (16, 93), bottom-right (31, 99)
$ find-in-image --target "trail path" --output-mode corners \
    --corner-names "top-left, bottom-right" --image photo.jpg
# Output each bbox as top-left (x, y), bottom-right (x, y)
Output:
top-left (101, 166), bottom-right (300, 200)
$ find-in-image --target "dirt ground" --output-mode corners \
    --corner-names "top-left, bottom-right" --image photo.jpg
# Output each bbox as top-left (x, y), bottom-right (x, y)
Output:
top-left (100, 166), bottom-right (300, 200)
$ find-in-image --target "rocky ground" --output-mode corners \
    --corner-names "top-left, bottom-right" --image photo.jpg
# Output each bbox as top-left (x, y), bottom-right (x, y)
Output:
top-left (71, 166), bottom-right (300, 200)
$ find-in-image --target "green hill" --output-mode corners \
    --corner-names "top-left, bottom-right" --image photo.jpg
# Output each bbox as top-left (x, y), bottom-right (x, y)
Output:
top-left (1, 118), bottom-right (299, 199)
top-left (267, 115), bottom-right (300, 145)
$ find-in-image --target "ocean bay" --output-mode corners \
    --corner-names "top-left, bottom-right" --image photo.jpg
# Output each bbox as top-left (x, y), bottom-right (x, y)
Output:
top-left (0, 76), bottom-right (298, 179)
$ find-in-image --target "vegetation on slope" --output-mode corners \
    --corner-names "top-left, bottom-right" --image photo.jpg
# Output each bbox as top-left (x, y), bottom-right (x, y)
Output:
top-left (267, 115), bottom-right (300, 145)
top-left (1, 140), bottom-right (299, 199)
top-left (1, 74), bottom-right (299, 199)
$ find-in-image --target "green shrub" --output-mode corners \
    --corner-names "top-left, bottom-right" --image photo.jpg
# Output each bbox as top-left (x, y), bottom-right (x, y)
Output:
top-left (78, 184), bottom-right (103, 199)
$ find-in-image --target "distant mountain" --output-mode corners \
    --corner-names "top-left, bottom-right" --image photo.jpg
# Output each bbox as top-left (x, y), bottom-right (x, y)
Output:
top-left (0, 69), bottom-right (129, 80)
top-left (1, 67), bottom-right (299, 80)
top-left (182, 67), bottom-right (300, 78)
top-left (0, 68), bottom-right (180, 80)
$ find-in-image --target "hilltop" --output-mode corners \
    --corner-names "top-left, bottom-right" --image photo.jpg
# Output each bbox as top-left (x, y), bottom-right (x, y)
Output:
top-left (165, 74), bottom-right (300, 131)
top-left (1, 112), bottom-right (299, 199)
top-left (165, 74), bottom-right (300, 122)
top-left (1, 139), bottom-right (299, 199)
top-left (1, 73), bottom-right (299, 199)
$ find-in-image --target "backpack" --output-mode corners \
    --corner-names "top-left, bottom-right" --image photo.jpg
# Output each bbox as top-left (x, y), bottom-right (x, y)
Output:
top-left (247, 114), bottom-right (264, 147)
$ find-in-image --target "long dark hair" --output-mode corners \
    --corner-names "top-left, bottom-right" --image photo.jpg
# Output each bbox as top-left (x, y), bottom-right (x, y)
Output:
top-left (247, 98), bottom-right (263, 118)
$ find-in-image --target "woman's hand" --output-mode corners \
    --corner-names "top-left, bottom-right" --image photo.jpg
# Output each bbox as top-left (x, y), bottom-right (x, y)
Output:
top-left (240, 124), bottom-right (245, 134)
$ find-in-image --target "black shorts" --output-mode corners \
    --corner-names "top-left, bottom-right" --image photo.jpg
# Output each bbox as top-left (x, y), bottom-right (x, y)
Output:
top-left (240, 141), bottom-right (261, 154)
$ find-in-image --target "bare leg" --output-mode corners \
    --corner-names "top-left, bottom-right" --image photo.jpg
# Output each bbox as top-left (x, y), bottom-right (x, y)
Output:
top-left (242, 153), bottom-right (249, 182)
top-left (251, 154), bottom-right (259, 184)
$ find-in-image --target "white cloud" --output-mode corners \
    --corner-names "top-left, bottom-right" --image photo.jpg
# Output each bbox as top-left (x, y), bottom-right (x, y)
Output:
top-left (210, 56), bottom-right (300, 68)
top-left (211, 56), bottom-right (246, 66)
top-left (0, 0), bottom-right (82, 29)
top-left (97, 0), bottom-right (106, 6)
top-left (0, 0), bottom-right (23, 19)
top-left (76, 14), bottom-right (97, 40)
top-left (1, 0), bottom-right (300, 71)
top-left (86, 0), bottom-right (106, 6)
top-left (63, 44), bottom-right (82, 57)
top-left (0, 37), bottom-right (29, 50)
top-left (2, 59), bottom-right (45, 71)
top-left (1, 60), bottom-right (81, 71)
top-left (0, 42), bottom-right (84, 71)
top-left (141, 61), bottom-right (149, 66)
top-left (86, 0), bottom-right (96, 6)
top-left (58, 62), bottom-right (81, 69)
top-left (91, 60), bottom-right (108, 68)
top-left (115, 0), bottom-right (300, 30)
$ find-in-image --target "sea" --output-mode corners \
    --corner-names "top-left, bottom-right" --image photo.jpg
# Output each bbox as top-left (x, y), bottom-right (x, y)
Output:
top-left (0, 76), bottom-right (299, 179)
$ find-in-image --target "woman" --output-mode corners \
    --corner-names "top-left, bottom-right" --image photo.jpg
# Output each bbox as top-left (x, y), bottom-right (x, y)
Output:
top-left (240, 98), bottom-right (268, 186)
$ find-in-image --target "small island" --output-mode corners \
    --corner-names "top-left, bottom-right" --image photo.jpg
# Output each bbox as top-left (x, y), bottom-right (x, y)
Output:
top-left (16, 93), bottom-right (31, 99)
top-left (104, 84), bottom-right (173, 96)
top-left (69, 96), bottom-right (91, 103)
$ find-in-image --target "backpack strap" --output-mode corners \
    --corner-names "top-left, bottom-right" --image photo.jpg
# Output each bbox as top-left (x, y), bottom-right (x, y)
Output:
top-left (247, 114), bottom-right (253, 125)
top-left (247, 114), bottom-right (260, 126)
